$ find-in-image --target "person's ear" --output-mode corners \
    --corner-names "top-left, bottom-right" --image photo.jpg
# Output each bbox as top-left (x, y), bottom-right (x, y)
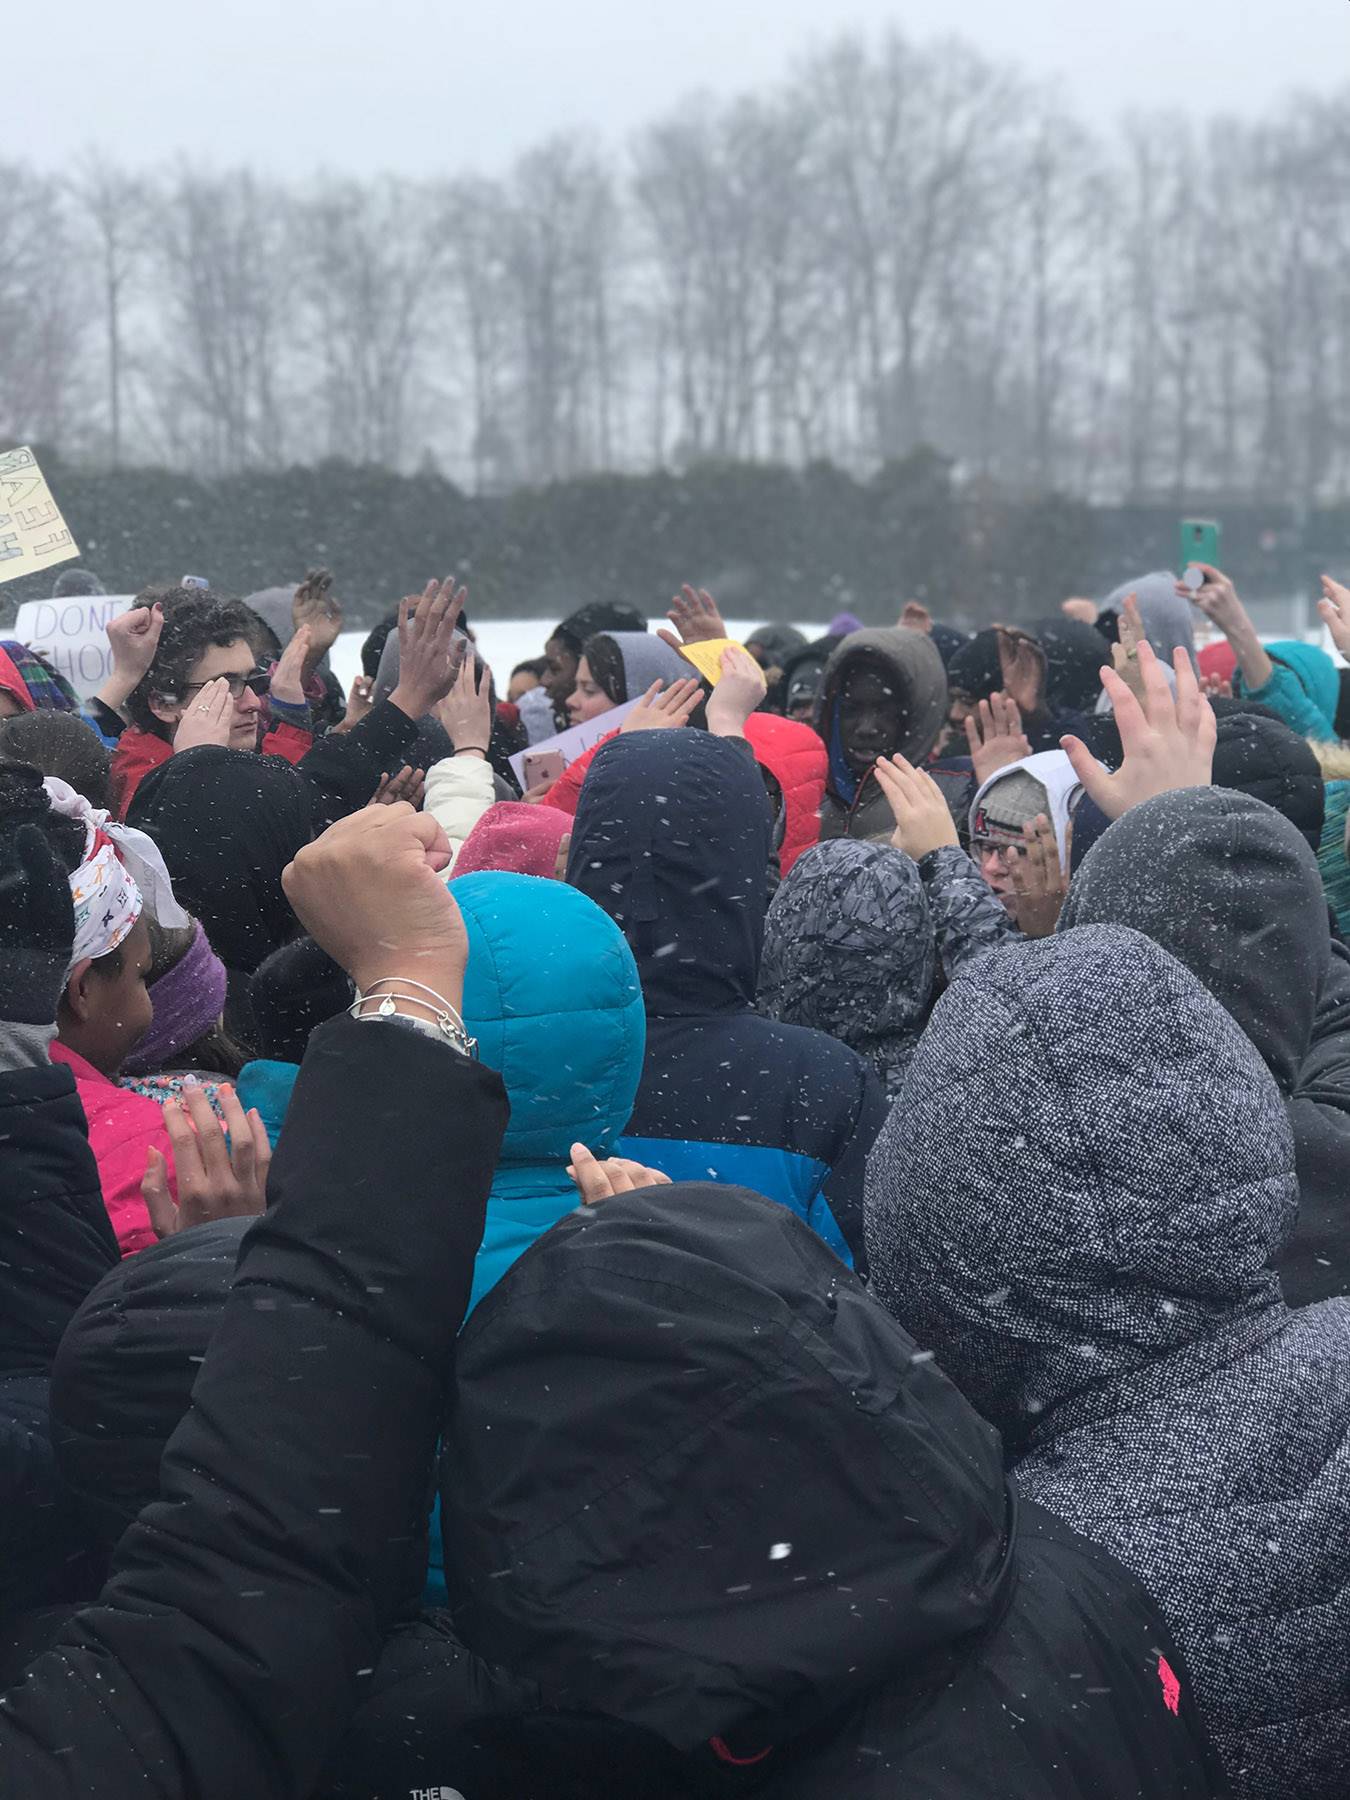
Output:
top-left (148, 692), bottom-right (181, 728)
top-left (62, 957), bottom-right (95, 1024)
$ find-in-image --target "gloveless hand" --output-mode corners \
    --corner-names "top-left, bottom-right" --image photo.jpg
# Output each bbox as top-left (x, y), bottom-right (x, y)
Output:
top-left (705, 645), bottom-right (767, 737)
top-left (143, 1082), bottom-right (271, 1238)
top-left (620, 677), bottom-right (703, 732)
top-left (282, 803), bottom-right (468, 1005)
top-left (873, 755), bottom-right (959, 860)
top-left (173, 677), bottom-right (235, 752)
top-left (1060, 641), bottom-right (1215, 822)
top-left (964, 691), bottom-right (1031, 786)
top-left (389, 578), bottom-right (467, 720)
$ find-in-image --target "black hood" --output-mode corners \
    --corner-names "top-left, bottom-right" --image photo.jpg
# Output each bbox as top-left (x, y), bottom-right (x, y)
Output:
top-left (946, 628), bottom-right (1002, 704)
top-left (1028, 615), bottom-right (1110, 714)
top-left (129, 746), bottom-right (314, 974)
top-left (1060, 787), bottom-right (1328, 1094)
top-left (567, 732), bottom-right (770, 1017)
top-left (51, 1219), bottom-right (246, 1546)
top-left (1209, 705), bottom-right (1326, 851)
top-left (442, 1183), bottom-right (1010, 1760)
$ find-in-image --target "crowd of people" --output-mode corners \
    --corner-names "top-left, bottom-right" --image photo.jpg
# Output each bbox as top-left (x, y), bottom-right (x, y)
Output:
top-left (0, 554), bottom-right (1348, 1798)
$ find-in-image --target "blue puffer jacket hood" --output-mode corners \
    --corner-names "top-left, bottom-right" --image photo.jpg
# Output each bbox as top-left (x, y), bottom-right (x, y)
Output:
top-left (455, 872), bottom-right (645, 1168)
top-left (567, 731), bottom-right (770, 1018)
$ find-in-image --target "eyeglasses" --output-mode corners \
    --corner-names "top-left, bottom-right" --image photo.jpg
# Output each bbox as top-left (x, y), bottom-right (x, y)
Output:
top-left (972, 836), bottom-right (1022, 863)
top-left (176, 669), bottom-right (271, 701)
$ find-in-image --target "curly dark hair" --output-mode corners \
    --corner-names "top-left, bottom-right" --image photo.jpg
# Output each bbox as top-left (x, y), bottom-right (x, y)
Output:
top-left (125, 588), bottom-right (273, 738)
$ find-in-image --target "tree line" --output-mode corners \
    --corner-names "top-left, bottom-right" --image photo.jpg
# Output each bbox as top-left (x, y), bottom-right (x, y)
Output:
top-left (0, 452), bottom-right (1337, 628)
top-left (2, 29), bottom-right (1349, 506)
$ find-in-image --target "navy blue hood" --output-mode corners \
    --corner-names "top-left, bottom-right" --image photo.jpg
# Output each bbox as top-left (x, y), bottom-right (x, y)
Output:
top-left (567, 731), bottom-right (770, 1018)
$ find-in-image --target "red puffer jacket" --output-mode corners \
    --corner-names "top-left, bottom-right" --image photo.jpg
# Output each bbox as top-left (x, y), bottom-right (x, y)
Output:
top-left (743, 713), bottom-right (826, 874)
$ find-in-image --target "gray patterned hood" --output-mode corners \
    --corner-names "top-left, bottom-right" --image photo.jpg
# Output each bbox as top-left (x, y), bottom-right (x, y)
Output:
top-left (865, 924), bottom-right (1297, 1448)
top-left (757, 839), bottom-right (934, 1098)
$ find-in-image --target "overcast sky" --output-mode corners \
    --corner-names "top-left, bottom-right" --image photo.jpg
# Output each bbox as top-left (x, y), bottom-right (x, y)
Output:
top-left (14, 0), bottom-right (1348, 177)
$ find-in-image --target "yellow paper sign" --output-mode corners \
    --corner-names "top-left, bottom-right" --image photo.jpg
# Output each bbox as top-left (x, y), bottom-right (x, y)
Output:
top-left (0, 446), bottom-right (79, 586)
top-left (676, 637), bottom-right (745, 686)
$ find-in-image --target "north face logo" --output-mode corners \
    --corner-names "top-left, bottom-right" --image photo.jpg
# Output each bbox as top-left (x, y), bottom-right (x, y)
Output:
top-left (409, 1789), bottom-right (465, 1799)
top-left (1157, 1654), bottom-right (1181, 1716)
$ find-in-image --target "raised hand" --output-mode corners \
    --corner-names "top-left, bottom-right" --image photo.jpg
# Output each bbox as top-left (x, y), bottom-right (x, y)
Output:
top-left (1007, 813), bottom-right (1070, 940)
top-left (292, 567), bottom-right (344, 669)
top-left (433, 649), bottom-right (492, 756)
top-left (995, 627), bottom-right (1047, 720)
top-left (96, 601), bottom-right (165, 716)
top-left (143, 1082), bottom-right (271, 1238)
top-left (873, 755), bottom-right (959, 860)
top-left (619, 676), bottom-right (703, 733)
top-left (706, 644), bottom-right (768, 738)
top-left (1179, 563), bottom-right (1271, 694)
top-left (964, 691), bottom-right (1031, 785)
top-left (369, 765), bottom-right (426, 809)
top-left (567, 1142), bottom-right (671, 1206)
top-left (658, 584), bottom-right (727, 651)
top-left (1107, 593), bottom-right (1149, 706)
top-left (1061, 598), bottom-right (1098, 626)
top-left (900, 601), bottom-right (933, 633)
top-left (1318, 574), bottom-right (1350, 661)
top-left (1060, 641), bottom-right (1215, 822)
top-left (173, 676), bottom-right (235, 753)
top-left (282, 803), bottom-right (467, 1008)
top-left (389, 579), bottom-right (468, 722)
top-left (268, 623), bottom-right (312, 706)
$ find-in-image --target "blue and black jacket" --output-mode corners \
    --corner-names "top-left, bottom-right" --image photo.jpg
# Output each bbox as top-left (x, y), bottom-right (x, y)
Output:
top-left (568, 730), bottom-right (887, 1268)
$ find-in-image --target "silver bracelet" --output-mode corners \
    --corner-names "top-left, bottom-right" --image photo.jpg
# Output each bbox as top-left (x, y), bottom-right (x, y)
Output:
top-left (349, 977), bottom-right (477, 1058)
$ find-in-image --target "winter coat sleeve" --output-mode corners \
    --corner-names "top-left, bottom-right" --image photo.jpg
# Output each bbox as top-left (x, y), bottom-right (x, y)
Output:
top-left (918, 845), bottom-right (1022, 979)
top-left (424, 755), bottom-right (498, 868)
top-left (1282, 939), bottom-right (1350, 1299)
top-left (1238, 661), bottom-right (1339, 741)
top-left (820, 1060), bottom-right (889, 1278)
top-left (295, 699), bottom-right (421, 827)
top-left (0, 1015), bottom-right (508, 1800)
top-left (0, 1062), bottom-right (118, 1615)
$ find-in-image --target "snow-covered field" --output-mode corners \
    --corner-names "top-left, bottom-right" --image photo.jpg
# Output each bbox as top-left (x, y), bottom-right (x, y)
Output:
top-left (329, 619), bottom-right (829, 695)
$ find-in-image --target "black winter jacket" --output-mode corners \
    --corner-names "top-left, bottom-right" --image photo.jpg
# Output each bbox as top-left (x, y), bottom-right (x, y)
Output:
top-left (1060, 787), bottom-right (1350, 1302)
top-left (867, 924), bottom-right (1350, 1798)
top-left (568, 731), bottom-right (886, 1270)
top-left (0, 1060), bottom-right (117, 1619)
top-left (0, 1015), bottom-right (507, 1799)
top-left (433, 1183), bottom-right (1220, 1800)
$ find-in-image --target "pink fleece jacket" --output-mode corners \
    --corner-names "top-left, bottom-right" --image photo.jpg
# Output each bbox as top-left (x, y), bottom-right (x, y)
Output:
top-left (50, 1041), bottom-right (175, 1255)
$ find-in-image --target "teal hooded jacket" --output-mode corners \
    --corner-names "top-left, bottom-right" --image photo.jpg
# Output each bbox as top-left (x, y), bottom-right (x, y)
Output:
top-left (1237, 638), bottom-right (1339, 742)
top-left (453, 870), bottom-right (646, 1314)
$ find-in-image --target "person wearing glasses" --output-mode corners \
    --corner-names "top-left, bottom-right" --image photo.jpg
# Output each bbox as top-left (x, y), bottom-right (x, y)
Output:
top-left (106, 586), bottom-right (314, 816)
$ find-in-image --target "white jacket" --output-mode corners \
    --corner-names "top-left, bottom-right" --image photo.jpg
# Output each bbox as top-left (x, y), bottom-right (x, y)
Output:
top-left (424, 756), bottom-right (496, 872)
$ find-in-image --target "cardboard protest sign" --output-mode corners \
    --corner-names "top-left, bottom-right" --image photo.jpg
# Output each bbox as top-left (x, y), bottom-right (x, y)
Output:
top-left (674, 637), bottom-right (744, 686)
top-left (12, 596), bottom-right (134, 698)
top-left (507, 696), bottom-right (640, 789)
top-left (0, 447), bottom-right (79, 583)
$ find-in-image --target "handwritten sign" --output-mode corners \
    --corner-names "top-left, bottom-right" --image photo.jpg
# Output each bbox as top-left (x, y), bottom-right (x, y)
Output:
top-left (12, 596), bottom-right (133, 698)
top-left (0, 447), bottom-right (79, 584)
top-left (507, 696), bottom-right (640, 789)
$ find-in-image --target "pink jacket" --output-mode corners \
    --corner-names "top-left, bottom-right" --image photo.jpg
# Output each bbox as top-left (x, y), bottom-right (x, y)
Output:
top-left (50, 1042), bottom-right (175, 1255)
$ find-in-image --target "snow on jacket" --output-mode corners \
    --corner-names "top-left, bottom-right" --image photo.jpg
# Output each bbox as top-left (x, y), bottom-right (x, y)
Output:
top-left (48, 1041), bottom-right (174, 1255)
top-left (815, 627), bottom-right (949, 841)
top-left (0, 1057), bottom-right (117, 1620)
top-left (758, 839), bottom-right (934, 1099)
top-left (742, 712), bottom-right (825, 874)
top-left (1060, 787), bottom-right (1350, 1302)
top-left (439, 1181), bottom-right (1220, 1800)
top-left (453, 870), bottom-right (645, 1313)
top-left (568, 730), bottom-right (887, 1269)
top-left (866, 923), bottom-right (1350, 1799)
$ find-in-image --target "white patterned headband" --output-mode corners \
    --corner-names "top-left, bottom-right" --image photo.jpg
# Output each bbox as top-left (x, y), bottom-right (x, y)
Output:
top-left (43, 778), bottom-right (188, 964)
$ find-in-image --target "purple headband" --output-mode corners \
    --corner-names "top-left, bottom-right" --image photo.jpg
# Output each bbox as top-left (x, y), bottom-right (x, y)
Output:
top-left (122, 920), bottom-right (228, 1075)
